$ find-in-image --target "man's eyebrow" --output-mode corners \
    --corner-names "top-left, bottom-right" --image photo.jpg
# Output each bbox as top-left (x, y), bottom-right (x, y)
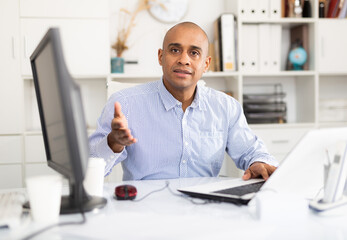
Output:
top-left (190, 45), bottom-right (203, 52)
top-left (168, 43), bottom-right (182, 48)
top-left (167, 43), bottom-right (203, 52)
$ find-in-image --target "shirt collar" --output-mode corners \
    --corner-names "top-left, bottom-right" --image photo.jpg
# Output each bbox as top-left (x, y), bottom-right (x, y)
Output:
top-left (158, 78), bottom-right (207, 111)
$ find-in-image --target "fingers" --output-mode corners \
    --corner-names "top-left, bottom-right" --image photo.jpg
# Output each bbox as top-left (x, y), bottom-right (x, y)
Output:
top-left (108, 102), bottom-right (137, 152)
top-left (259, 168), bottom-right (270, 181)
top-left (242, 169), bottom-right (252, 180)
top-left (110, 120), bottom-right (137, 146)
top-left (111, 117), bottom-right (126, 130)
top-left (266, 165), bottom-right (277, 176)
top-left (242, 162), bottom-right (277, 181)
top-left (115, 128), bottom-right (137, 146)
top-left (114, 102), bottom-right (123, 118)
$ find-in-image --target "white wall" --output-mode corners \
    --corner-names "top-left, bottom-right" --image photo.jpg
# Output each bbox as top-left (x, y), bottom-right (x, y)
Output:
top-left (109, 0), bottom-right (226, 75)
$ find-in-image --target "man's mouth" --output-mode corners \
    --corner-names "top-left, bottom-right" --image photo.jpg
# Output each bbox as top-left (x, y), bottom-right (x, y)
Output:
top-left (173, 68), bottom-right (192, 76)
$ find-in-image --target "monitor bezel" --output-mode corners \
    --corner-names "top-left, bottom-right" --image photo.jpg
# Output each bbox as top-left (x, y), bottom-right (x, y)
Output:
top-left (29, 28), bottom-right (107, 214)
top-left (30, 28), bottom-right (86, 183)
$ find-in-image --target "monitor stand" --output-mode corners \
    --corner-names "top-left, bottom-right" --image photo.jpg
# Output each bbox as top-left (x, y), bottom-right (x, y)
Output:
top-left (60, 195), bottom-right (107, 214)
top-left (23, 181), bottom-right (107, 214)
top-left (60, 181), bottom-right (107, 214)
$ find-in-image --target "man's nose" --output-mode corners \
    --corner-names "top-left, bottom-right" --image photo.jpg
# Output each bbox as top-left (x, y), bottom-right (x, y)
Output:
top-left (178, 52), bottom-right (190, 65)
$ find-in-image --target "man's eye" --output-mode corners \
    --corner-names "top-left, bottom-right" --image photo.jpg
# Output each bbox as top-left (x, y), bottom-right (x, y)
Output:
top-left (191, 50), bottom-right (200, 55)
top-left (171, 48), bottom-right (180, 53)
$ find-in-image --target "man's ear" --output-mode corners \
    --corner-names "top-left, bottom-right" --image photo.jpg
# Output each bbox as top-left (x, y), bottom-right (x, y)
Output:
top-left (203, 56), bottom-right (212, 73)
top-left (158, 48), bottom-right (163, 66)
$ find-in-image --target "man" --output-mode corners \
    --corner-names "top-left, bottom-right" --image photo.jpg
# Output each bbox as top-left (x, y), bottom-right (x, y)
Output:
top-left (89, 22), bottom-right (278, 181)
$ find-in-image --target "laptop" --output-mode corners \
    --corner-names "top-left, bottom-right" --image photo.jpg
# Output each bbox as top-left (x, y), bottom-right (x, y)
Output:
top-left (177, 127), bottom-right (347, 205)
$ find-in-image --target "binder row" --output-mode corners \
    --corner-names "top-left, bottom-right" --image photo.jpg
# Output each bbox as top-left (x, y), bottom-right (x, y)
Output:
top-left (240, 24), bottom-right (282, 73)
top-left (212, 14), bottom-right (237, 72)
top-left (239, 0), bottom-right (282, 19)
top-left (211, 14), bottom-right (282, 73)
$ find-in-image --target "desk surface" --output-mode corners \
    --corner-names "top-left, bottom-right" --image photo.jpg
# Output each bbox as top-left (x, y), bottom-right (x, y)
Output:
top-left (2, 177), bottom-right (347, 240)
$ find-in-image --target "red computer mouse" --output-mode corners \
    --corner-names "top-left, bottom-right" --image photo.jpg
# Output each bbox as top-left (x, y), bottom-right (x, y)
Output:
top-left (115, 184), bottom-right (137, 200)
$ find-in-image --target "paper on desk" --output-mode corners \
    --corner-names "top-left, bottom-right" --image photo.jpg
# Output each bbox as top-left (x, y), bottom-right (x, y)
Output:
top-left (61, 211), bottom-right (275, 240)
top-left (262, 128), bottom-right (347, 200)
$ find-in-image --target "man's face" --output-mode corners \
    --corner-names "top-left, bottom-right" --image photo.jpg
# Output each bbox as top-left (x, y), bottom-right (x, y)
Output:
top-left (158, 25), bottom-right (211, 94)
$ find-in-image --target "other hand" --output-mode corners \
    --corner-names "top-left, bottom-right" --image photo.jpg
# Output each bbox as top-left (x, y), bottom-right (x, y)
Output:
top-left (242, 162), bottom-right (277, 181)
top-left (107, 102), bottom-right (137, 153)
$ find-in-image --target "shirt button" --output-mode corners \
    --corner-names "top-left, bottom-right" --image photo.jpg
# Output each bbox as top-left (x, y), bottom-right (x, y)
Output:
top-left (182, 160), bottom-right (187, 164)
top-left (185, 142), bottom-right (188, 146)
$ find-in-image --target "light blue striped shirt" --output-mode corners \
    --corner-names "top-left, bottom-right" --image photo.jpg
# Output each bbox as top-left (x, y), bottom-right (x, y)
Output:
top-left (89, 79), bottom-right (278, 180)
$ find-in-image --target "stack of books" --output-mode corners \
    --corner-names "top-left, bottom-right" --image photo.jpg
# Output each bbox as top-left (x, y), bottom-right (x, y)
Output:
top-left (325, 0), bottom-right (347, 18)
top-left (210, 13), bottom-right (237, 72)
top-left (243, 84), bottom-right (287, 124)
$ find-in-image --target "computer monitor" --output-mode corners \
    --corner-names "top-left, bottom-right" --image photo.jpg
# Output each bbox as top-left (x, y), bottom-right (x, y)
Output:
top-left (30, 28), bottom-right (107, 214)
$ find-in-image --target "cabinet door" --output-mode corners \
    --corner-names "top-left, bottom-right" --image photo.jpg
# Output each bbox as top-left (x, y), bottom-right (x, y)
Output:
top-left (20, 18), bottom-right (109, 76)
top-left (252, 127), bottom-right (310, 160)
top-left (319, 20), bottom-right (347, 73)
top-left (20, 0), bottom-right (108, 18)
top-left (0, 165), bottom-right (23, 189)
top-left (0, 136), bottom-right (23, 164)
top-left (24, 135), bottom-right (46, 163)
top-left (0, 0), bottom-right (24, 134)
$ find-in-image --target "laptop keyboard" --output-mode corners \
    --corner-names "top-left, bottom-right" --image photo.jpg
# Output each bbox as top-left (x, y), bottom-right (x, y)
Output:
top-left (212, 181), bottom-right (265, 196)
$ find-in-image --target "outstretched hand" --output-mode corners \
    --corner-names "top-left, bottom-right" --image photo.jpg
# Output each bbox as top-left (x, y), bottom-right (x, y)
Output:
top-left (242, 162), bottom-right (277, 181)
top-left (107, 102), bottom-right (137, 153)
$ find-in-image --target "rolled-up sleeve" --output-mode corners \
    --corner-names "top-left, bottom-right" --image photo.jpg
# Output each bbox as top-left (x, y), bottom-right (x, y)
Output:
top-left (225, 98), bottom-right (279, 170)
top-left (89, 92), bottom-right (129, 176)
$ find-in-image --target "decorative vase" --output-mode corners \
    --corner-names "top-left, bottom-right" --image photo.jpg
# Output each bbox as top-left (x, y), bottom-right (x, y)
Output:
top-left (111, 57), bottom-right (124, 73)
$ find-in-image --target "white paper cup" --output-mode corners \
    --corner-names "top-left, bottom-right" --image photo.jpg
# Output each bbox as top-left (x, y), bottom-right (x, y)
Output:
top-left (83, 157), bottom-right (106, 197)
top-left (26, 175), bottom-right (62, 224)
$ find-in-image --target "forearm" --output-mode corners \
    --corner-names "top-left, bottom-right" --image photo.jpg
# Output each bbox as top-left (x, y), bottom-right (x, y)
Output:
top-left (107, 133), bottom-right (125, 153)
top-left (89, 133), bottom-right (127, 176)
top-left (226, 100), bottom-right (278, 170)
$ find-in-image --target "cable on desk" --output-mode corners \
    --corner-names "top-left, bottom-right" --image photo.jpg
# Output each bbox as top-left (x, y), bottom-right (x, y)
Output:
top-left (166, 181), bottom-right (221, 205)
top-left (131, 181), bottom-right (170, 202)
top-left (130, 181), bottom-right (221, 205)
top-left (21, 206), bottom-right (86, 240)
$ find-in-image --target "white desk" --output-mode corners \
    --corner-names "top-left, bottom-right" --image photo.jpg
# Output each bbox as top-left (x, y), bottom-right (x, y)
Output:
top-left (2, 177), bottom-right (347, 240)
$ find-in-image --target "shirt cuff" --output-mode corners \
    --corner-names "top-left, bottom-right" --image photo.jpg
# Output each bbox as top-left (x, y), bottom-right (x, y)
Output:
top-left (95, 136), bottom-right (126, 176)
top-left (247, 156), bottom-right (279, 169)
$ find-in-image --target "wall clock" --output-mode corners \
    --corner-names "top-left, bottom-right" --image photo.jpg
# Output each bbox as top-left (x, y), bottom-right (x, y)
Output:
top-left (148, 0), bottom-right (188, 23)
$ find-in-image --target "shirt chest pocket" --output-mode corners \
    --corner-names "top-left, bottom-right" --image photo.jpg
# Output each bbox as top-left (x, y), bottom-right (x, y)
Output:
top-left (199, 131), bottom-right (225, 166)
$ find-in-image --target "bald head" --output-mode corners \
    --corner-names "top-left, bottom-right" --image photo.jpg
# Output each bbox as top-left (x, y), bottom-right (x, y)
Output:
top-left (157, 21), bottom-right (212, 103)
top-left (162, 22), bottom-right (209, 55)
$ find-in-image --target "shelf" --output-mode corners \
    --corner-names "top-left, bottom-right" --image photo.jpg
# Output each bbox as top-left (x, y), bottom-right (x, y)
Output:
top-left (318, 72), bottom-right (347, 76)
top-left (110, 72), bottom-right (239, 82)
top-left (241, 18), bottom-right (315, 28)
top-left (204, 72), bottom-right (239, 77)
top-left (0, 133), bottom-right (23, 137)
top-left (22, 74), bottom-right (108, 80)
top-left (318, 19), bottom-right (347, 23)
top-left (23, 131), bottom-right (42, 136)
top-left (110, 73), bottom-right (161, 79)
top-left (249, 122), bottom-right (316, 129)
top-left (242, 71), bottom-right (315, 77)
top-left (24, 128), bottom-right (97, 136)
top-left (318, 122), bottom-right (347, 128)
top-left (110, 71), bottom-right (313, 81)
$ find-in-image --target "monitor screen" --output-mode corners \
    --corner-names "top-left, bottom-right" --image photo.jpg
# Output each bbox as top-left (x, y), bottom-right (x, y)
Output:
top-left (30, 28), bottom-right (106, 214)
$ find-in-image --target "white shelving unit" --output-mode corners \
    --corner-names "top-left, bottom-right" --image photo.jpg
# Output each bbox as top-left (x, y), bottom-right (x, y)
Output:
top-left (0, 0), bottom-right (346, 188)
top-left (109, 0), bottom-right (347, 177)
top-left (0, 0), bottom-right (110, 188)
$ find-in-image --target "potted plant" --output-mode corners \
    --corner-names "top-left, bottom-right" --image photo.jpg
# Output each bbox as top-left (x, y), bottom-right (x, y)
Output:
top-left (111, 0), bottom-right (158, 73)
